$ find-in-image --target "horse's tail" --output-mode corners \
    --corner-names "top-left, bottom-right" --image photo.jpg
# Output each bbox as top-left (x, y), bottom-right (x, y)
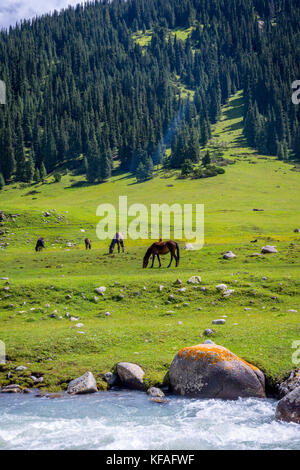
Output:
top-left (176, 242), bottom-right (180, 264)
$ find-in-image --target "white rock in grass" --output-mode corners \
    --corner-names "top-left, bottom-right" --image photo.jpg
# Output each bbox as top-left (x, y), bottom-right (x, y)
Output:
top-left (185, 243), bottom-right (195, 251)
top-left (75, 323), bottom-right (84, 328)
top-left (216, 284), bottom-right (227, 291)
top-left (261, 245), bottom-right (278, 254)
top-left (223, 251), bottom-right (237, 260)
top-left (95, 286), bottom-right (106, 294)
top-left (188, 276), bottom-right (202, 284)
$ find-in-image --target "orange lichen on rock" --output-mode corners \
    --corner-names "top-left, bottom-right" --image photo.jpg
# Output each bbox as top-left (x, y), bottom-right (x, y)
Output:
top-left (178, 344), bottom-right (259, 371)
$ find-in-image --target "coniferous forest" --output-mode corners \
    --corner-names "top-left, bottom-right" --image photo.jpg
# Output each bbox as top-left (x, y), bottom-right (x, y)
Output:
top-left (0, 0), bottom-right (300, 184)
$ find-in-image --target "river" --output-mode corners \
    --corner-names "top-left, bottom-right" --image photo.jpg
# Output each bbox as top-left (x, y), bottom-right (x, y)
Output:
top-left (0, 390), bottom-right (299, 450)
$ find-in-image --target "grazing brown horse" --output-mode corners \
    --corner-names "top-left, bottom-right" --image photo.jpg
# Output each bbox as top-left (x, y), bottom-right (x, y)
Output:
top-left (35, 237), bottom-right (45, 252)
top-left (109, 232), bottom-right (124, 254)
top-left (143, 240), bottom-right (180, 268)
top-left (85, 238), bottom-right (91, 250)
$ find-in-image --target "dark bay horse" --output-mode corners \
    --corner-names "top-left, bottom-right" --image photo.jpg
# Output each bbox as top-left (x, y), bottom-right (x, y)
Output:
top-left (109, 232), bottom-right (124, 254)
top-left (143, 240), bottom-right (180, 268)
top-left (85, 238), bottom-right (91, 250)
top-left (35, 238), bottom-right (45, 252)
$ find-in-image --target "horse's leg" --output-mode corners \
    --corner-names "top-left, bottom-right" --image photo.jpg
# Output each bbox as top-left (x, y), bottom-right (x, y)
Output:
top-left (157, 254), bottom-right (162, 268)
top-left (167, 253), bottom-right (173, 268)
top-left (151, 254), bottom-right (155, 268)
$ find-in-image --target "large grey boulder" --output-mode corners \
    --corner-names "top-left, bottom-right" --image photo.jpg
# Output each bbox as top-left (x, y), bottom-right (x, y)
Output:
top-left (275, 387), bottom-right (300, 424)
top-left (277, 369), bottom-right (300, 399)
top-left (116, 362), bottom-right (145, 390)
top-left (169, 344), bottom-right (266, 399)
top-left (67, 372), bottom-right (98, 394)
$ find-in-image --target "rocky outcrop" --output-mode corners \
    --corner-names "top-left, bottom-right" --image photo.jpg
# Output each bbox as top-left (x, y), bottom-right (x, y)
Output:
top-left (277, 369), bottom-right (300, 399)
top-left (169, 344), bottom-right (266, 399)
top-left (116, 362), bottom-right (145, 391)
top-left (275, 387), bottom-right (300, 424)
top-left (67, 372), bottom-right (98, 394)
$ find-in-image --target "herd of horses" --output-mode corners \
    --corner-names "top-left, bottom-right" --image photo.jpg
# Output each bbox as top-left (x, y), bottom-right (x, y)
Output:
top-left (35, 234), bottom-right (180, 268)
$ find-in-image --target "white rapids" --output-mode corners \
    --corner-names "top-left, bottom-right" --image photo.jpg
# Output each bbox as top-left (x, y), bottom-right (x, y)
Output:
top-left (0, 391), bottom-right (299, 450)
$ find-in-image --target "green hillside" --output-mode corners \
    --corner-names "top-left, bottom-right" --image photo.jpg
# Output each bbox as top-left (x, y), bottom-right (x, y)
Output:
top-left (0, 92), bottom-right (300, 392)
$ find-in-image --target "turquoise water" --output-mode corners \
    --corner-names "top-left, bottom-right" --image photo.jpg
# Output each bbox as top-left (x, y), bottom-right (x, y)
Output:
top-left (0, 391), bottom-right (299, 450)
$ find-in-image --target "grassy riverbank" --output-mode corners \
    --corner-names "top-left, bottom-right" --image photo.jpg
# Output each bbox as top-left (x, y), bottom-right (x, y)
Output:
top-left (0, 92), bottom-right (299, 391)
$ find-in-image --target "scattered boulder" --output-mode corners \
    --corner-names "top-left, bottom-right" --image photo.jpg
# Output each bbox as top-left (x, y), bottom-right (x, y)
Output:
top-left (147, 387), bottom-right (165, 398)
top-left (203, 340), bottom-right (215, 345)
top-left (169, 344), bottom-right (266, 399)
top-left (223, 289), bottom-right (235, 298)
top-left (158, 285), bottom-right (164, 292)
top-left (1, 384), bottom-right (23, 393)
top-left (103, 372), bottom-right (119, 387)
top-left (212, 319), bottom-right (226, 325)
top-left (277, 369), bottom-right (300, 399)
top-left (203, 329), bottom-right (215, 337)
top-left (294, 229), bottom-right (300, 233)
top-left (15, 366), bottom-right (27, 371)
top-left (216, 284), bottom-right (227, 291)
top-left (223, 251), bottom-right (237, 260)
top-left (261, 245), bottom-right (278, 254)
top-left (116, 362), bottom-right (145, 391)
top-left (31, 376), bottom-right (44, 384)
top-left (95, 286), bottom-right (106, 294)
top-left (67, 371), bottom-right (98, 395)
top-left (175, 279), bottom-right (182, 285)
top-left (275, 387), bottom-right (300, 424)
top-left (188, 276), bottom-right (202, 285)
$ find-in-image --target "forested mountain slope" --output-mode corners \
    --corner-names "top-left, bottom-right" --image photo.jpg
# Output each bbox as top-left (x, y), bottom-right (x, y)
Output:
top-left (0, 0), bottom-right (299, 185)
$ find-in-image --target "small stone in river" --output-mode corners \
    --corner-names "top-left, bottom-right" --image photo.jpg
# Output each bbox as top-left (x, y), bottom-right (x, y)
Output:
top-left (147, 387), bottom-right (165, 398)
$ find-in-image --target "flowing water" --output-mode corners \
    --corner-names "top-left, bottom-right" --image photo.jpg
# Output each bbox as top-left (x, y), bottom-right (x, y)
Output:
top-left (0, 391), bottom-right (299, 450)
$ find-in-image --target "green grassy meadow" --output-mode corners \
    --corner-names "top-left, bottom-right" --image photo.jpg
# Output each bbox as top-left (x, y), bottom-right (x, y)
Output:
top-left (0, 92), bottom-right (300, 392)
